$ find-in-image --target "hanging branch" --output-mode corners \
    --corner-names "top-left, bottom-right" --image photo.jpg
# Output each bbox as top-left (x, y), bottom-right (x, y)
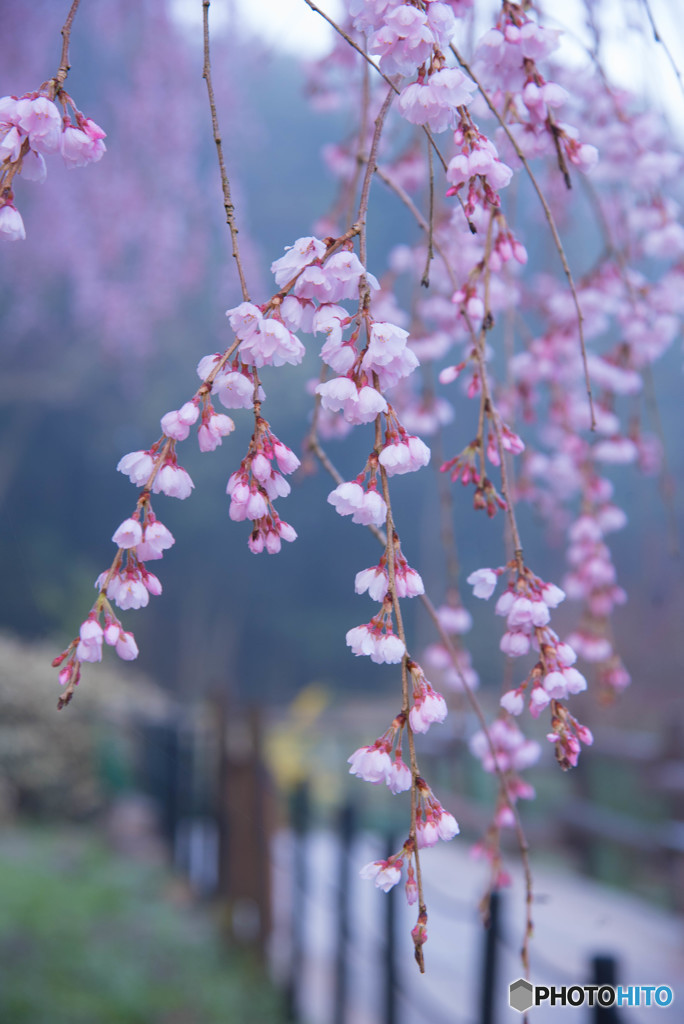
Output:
top-left (375, 164), bottom-right (458, 290)
top-left (306, 419), bottom-right (536, 975)
top-left (421, 139), bottom-right (435, 288)
top-left (356, 86), bottom-right (395, 273)
top-left (202, 0), bottom-right (251, 303)
top-left (302, 0), bottom-right (478, 232)
top-left (47, 0), bottom-right (82, 97)
top-left (451, 44), bottom-right (596, 431)
top-left (640, 0), bottom-right (684, 99)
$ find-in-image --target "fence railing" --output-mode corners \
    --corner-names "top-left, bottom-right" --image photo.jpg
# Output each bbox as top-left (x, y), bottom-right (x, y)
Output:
top-left (132, 700), bottom-right (682, 1023)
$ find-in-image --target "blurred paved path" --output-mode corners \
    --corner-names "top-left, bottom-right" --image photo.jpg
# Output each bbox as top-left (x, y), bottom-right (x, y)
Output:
top-left (270, 828), bottom-right (684, 1024)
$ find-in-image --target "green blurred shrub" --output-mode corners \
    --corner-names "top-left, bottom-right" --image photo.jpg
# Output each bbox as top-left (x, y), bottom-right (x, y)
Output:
top-left (0, 826), bottom-right (286, 1024)
top-left (0, 634), bottom-right (170, 819)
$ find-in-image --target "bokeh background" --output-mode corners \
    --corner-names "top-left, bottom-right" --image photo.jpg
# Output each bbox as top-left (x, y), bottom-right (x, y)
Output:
top-left (1, 1), bottom-right (683, 1021)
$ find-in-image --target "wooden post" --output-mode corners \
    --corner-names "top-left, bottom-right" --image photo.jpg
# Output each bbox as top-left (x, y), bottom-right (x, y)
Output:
top-left (217, 699), bottom-right (273, 957)
top-left (286, 781), bottom-right (310, 1023)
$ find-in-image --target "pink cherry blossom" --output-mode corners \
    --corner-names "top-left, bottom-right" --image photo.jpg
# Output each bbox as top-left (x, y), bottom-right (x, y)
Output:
top-left (500, 689), bottom-right (525, 715)
top-left (327, 480), bottom-right (365, 516)
top-left (21, 148), bottom-right (47, 182)
top-left (436, 810), bottom-right (460, 841)
top-left (348, 744), bottom-right (392, 783)
top-left (112, 517), bottom-right (143, 549)
top-left (15, 94), bottom-right (62, 153)
top-left (115, 631), bottom-right (139, 661)
top-left (0, 202), bottom-right (26, 241)
top-left (436, 604), bottom-right (473, 634)
top-left (321, 250), bottom-right (372, 301)
top-left (499, 630), bottom-right (531, 658)
top-left (357, 385), bottom-right (390, 422)
top-left (117, 450), bottom-right (155, 487)
top-left (60, 120), bottom-right (106, 168)
top-left (136, 519), bottom-right (175, 561)
top-left (152, 462), bottom-right (194, 500)
top-left (142, 570), bottom-right (162, 596)
top-left (239, 318), bottom-right (305, 368)
top-left (355, 565), bottom-right (389, 602)
top-left (416, 819), bottom-right (440, 848)
top-left (395, 563), bottom-right (424, 598)
top-left (369, 5), bottom-right (434, 77)
top-left (0, 123), bottom-right (22, 162)
top-left (272, 440), bottom-right (301, 475)
top-left (379, 435), bottom-right (431, 476)
top-left (98, 569), bottom-right (149, 611)
top-left (398, 68), bottom-right (476, 133)
top-left (198, 412), bottom-right (235, 452)
top-left (360, 859), bottom-right (402, 892)
top-left (271, 236), bottom-right (327, 286)
top-left (467, 568), bottom-right (498, 599)
top-left (409, 682), bottom-right (448, 734)
top-left (470, 719), bottom-right (541, 774)
top-left (160, 401), bottom-right (199, 441)
top-left (346, 623), bottom-right (405, 664)
top-left (213, 369), bottom-right (258, 409)
top-left (387, 758), bottom-right (412, 794)
top-left (226, 302), bottom-right (263, 340)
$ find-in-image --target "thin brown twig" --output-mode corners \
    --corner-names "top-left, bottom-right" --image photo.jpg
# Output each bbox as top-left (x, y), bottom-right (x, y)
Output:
top-left (302, 0), bottom-right (396, 91)
top-left (356, 85), bottom-right (395, 275)
top-left (202, 0), bottom-right (251, 303)
top-left (378, 454), bottom-right (427, 972)
top-left (346, 60), bottom-right (372, 230)
top-left (451, 44), bottom-right (596, 431)
top-left (48, 0), bottom-right (82, 95)
top-left (641, 0), bottom-right (684, 99)
top-left (419, 590), bottom-right (534, 975)
top-left (421, 138), bottom-right (435, 288)
top-left (375, 165), bottom-right (458, 290)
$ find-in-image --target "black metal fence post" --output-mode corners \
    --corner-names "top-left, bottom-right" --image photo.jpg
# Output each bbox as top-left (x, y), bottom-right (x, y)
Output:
top-left (479, 889), bottom-right (501, 1024)
top-left (591, 954), bottom-right (621, 1022)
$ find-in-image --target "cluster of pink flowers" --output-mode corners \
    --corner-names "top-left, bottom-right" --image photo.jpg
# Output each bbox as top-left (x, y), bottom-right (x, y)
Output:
top-left (348, 721), bottom-right (412, 794)
top-left (0, 90), bottom-right (105, 240)
top-left (469, 717), bottom-right (538, 850)
top-left (422, 601), bottom-right (479, 694)
top-left (52, 506), bottom-right (176, 701)
top-left (355, 1), bottom-right (457, 74)
top-left (398, 66), bottom-right (477, 133)
top-left (446, 117), bottom-right (514, 211)
top-left (32, 0), bottom-right (684, 969)
top-left (359, 775), bottom-right (459, 896)
top-left (225, 428), bottom-right (300, 555)
top-left (466, 562), bottom-right (594, 768)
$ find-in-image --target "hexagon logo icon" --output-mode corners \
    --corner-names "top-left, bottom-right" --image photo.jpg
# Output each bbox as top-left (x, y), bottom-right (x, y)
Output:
top-left (509, 978), bottom-right (534, 1013)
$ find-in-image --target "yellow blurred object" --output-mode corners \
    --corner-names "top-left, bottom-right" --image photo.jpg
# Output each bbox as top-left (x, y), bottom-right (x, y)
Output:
top-left (265, 683), bottom-right (334, 795)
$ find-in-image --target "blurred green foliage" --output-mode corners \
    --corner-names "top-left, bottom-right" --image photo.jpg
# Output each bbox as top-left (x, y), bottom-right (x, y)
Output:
top-left (0, 826), bottom-right (286, 1024)
top-left (0, 634), bottom-right (169, 819)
